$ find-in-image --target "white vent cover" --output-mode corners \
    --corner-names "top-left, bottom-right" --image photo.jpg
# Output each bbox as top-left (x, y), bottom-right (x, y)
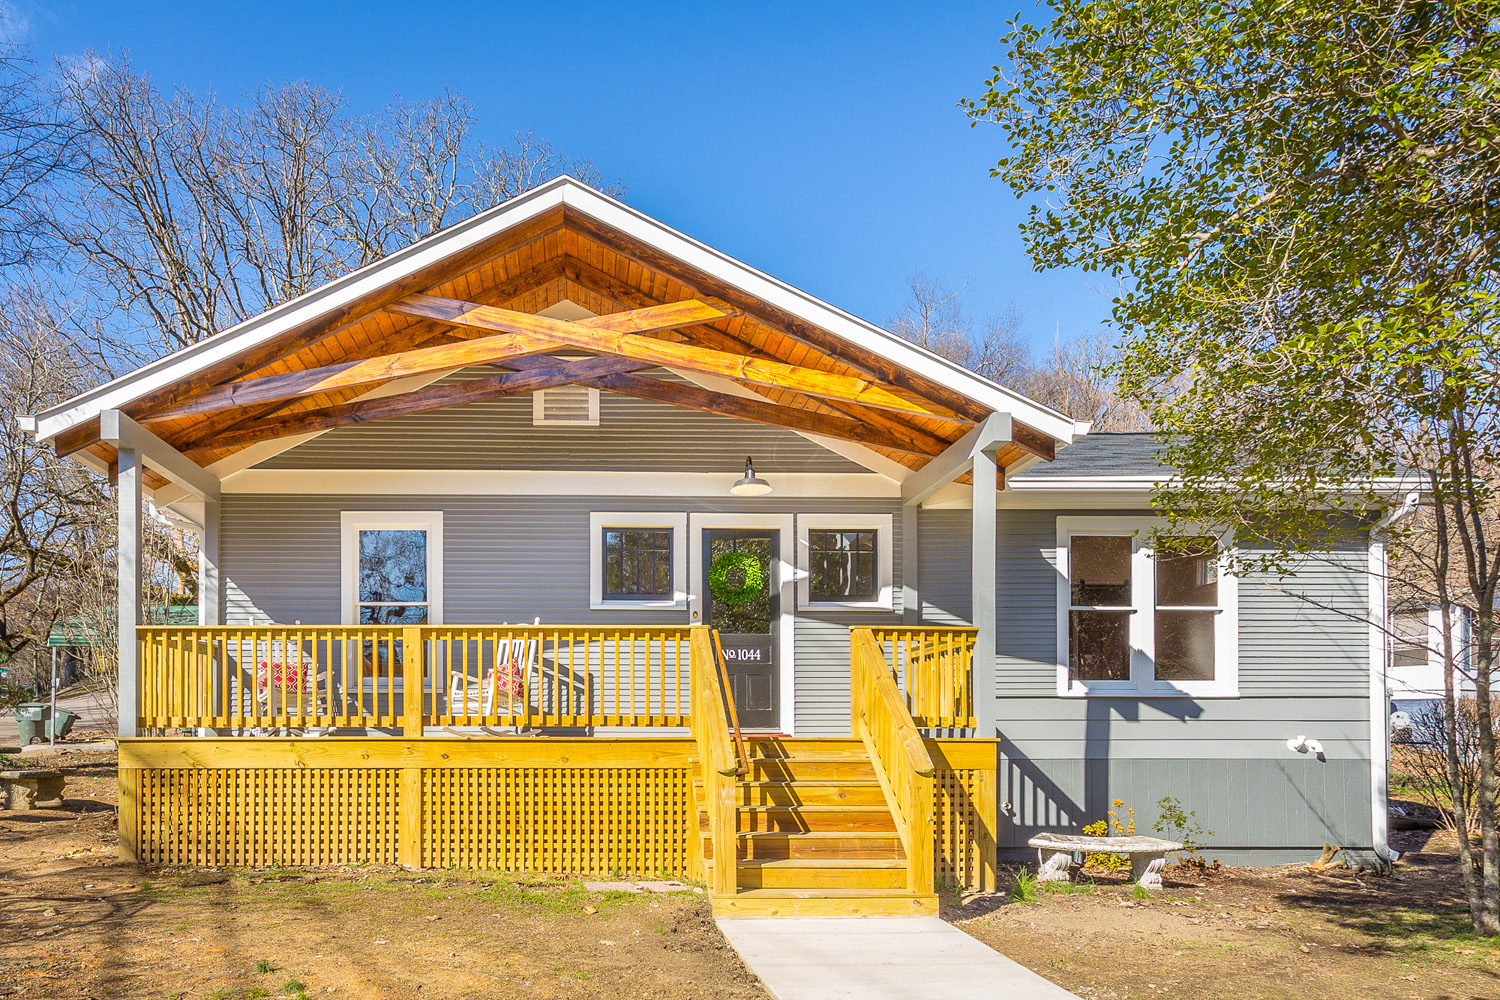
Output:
top-left (533, 386), bottom-right (600, 426)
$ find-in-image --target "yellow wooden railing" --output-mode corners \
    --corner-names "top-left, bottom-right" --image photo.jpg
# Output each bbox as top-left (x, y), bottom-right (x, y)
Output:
top-left (137, 624), bottom-right (694, 732)
top-left (850, 627), bottom-right (935, 898)
top-left (689, 626), bottom-right (739, 897)
top-left (869, 626), bottom-right (977, 729)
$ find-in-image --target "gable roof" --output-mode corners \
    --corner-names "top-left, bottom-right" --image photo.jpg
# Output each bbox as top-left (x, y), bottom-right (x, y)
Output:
top-left (23, 176), bottom-right (1086, 484)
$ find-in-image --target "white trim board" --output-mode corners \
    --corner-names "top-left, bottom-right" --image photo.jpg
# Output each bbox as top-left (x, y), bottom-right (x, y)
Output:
top-left (339, 510), bottom-right (445, 626)
top-left (795, 513), bottom-right (895, 611)
top-left (588, 512), bottom-right (689, 610)
top-left (220, 469), bottom-right (901, 497)
top-left (690, 513), bottom-right (797, 736)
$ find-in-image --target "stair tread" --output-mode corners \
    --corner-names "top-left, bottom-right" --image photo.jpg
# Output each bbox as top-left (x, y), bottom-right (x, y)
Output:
top-left (736, 829), bottom-right (898, 839)
top-left (735, 804), bottom-right (889, 812)
top-left (742, 779), bottom-right (880, 786)
top-left (728, 887), bottom-right (924, 899)
top-left (737, 858), bottom-right (906, 869)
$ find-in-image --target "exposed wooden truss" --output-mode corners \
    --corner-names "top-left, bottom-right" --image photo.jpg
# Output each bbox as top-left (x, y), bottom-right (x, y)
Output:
top-left (45, 200), bottom-right (1071, 483)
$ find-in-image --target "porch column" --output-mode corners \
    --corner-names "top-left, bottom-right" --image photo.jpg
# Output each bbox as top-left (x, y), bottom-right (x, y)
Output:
top-left (901, 504), bottom-right (920, 625)
top-left (971, 447), bottom-right (998, 737)
top-left (117, 446), bottom-right (142, 739)
top-left (198, 497), bottom-right (221, 626)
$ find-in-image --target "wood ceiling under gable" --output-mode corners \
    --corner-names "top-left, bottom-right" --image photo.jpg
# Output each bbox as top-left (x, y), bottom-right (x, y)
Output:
top-left (57, 204), bottom-right (1054, 483)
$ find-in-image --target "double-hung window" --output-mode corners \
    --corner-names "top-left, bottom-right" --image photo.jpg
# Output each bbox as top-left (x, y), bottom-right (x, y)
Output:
top-left (1056, 517), bottom-right (1237, 697)
top-left (340, 512), bottom-right (444, 626)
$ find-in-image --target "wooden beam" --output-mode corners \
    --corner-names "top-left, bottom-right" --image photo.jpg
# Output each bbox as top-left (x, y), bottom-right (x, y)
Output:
top-left (183, 356), bottom-right (652, 454)
top-left (145, 299), bottom-right (733, 425)
top-left (122, 210), bottom-right (569, 421)
top-left (1010, 419), bottom-right (1056, 462)
top-left (392, 294), bottom-right (951, 420)
top-left (560, 207), bottom-right (995, 422)
top-left (577, 371), bottom-right (941, 458)
top-left (143, 330), bottom-right (565, 423)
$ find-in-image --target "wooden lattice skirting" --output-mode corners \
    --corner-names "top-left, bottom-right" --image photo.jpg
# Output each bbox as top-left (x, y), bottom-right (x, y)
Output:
top-left (119, 738), bottom-right (995, 886)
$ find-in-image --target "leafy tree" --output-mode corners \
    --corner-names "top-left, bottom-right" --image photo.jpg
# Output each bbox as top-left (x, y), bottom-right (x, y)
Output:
top-left (967, 1), bottom-right (1500, 932)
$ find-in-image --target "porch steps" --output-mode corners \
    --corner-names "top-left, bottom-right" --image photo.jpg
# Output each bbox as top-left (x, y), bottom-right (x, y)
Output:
top-left (692, 737), bottom-right (937, 917)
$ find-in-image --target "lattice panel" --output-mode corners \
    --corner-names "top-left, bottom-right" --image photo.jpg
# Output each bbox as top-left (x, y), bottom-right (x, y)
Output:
top-left (933, 768), bottom-right (986, 889)
top-left (423, 767), bottom-right (693, 875)
top-left (133, 767), bottom-right (400, 867)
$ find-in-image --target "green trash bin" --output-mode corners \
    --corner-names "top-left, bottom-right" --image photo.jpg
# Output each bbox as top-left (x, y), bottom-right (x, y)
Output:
top-left (15, 702), bottom-right (50, 745)
top-left (48, 707), bottom-right (80, 740)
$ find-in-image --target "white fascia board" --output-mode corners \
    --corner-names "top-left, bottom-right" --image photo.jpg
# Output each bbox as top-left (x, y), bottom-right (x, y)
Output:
top-left (553, 183), bottom-right (1085, 444)
top-left (1005, 474), bottom-right (1422, 496)
top-left (29, 179), bottom-right (575, 443)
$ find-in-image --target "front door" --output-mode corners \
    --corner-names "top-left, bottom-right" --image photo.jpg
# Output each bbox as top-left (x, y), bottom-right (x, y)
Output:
top-left (703, 529), bottom-right (780, 730)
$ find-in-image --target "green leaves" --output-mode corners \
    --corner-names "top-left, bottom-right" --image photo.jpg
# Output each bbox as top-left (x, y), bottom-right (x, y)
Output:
top-left (968, 0), bottom-right (1500, 568)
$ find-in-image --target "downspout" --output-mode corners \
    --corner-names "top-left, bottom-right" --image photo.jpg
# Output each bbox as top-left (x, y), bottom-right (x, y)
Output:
top-left (1369, 490), bottom-right (1419, 863)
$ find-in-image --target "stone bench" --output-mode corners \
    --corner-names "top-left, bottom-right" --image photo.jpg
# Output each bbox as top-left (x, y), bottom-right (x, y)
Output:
top-left (1028, 833), bottom-right (1184, 889)
top-left (0, 769), bottom-right (66, 811)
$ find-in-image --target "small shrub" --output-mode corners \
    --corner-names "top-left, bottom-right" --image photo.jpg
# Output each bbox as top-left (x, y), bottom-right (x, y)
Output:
top-left (1132, 883), bottom-right (1150, 900)
top-left (1083, 799), bottom-right (1135, 870)
top-left (253, 960), bottom-right (273, 975)
top-left (246, 991), bottom-right (269, 999)
top-left (1012, 867), bottom-right (1041, 903)
top-left (281, 980), bottom-right (304, 996)
top-left (1154, 795), bottom-right (1218, 866)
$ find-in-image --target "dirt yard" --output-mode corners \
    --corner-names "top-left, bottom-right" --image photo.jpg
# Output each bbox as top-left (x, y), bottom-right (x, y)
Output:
top-left (0, 745), bottom-right (765, 1000)
top-left (949, 827), bottom-right (1499, 1000)
top-left (4, 746), bottom-right (1497, 1000)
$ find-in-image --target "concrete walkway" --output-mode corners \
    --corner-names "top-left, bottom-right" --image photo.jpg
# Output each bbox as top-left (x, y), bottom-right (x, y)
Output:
top-left (717, 916), bottom-right (1081, 1000)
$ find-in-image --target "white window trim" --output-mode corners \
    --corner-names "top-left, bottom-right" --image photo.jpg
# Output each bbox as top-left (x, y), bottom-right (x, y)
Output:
top-left (589, 512), bottom-right (688, 610)
top-left (1055, 516), bottom-right (1238, 698)
top-left (795, 513), bottom-right (894, 611)
top-left (340, 511), bottom-right (444, 626)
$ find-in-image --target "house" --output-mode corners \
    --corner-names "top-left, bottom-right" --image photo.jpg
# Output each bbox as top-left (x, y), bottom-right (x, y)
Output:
top-left (19, 177), bottom-right (1401, 913)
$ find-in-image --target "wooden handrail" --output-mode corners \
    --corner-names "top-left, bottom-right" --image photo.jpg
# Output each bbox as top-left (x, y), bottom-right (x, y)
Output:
top-left (850, 627), bottom-right (935, 897)
top-left (689, 626), bottom-right (739, 898)
top-left (710, 629), bottom-right (748, 776)
top-left (869, 626), bottom-right (978, 729)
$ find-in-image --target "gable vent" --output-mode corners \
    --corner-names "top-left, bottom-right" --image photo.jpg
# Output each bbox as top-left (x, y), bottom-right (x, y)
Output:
top-left (533, 386), bottom-right (600, 426)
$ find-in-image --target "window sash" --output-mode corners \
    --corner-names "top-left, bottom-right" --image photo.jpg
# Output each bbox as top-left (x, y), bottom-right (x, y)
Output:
top-left (601, 528), bottom-right (674, 600)
top-left (807, 529), bottom-right (877, 601)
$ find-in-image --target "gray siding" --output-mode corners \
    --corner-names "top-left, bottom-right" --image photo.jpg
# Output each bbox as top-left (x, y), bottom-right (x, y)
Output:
top-left (220, 494), bottom-right (901, 738)
top-left (918, 505), bottom-right (1375, 855)
top-left (256, 370), bottom-right (864, 474)
top-left (218, 490), bottom-right (1376, 855)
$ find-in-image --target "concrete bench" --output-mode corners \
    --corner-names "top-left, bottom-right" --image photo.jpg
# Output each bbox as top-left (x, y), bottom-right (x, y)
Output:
top-left (1028, 833), bottom-right (1184, 889)
top-left (0, 769), bottom-right (66, 811)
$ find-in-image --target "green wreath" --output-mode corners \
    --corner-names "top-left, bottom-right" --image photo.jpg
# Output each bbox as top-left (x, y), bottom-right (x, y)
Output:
top-left (709, 550), bottom-right (764, 606)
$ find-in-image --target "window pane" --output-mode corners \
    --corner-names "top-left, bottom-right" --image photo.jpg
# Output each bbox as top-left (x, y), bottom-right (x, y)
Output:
top-left (808, 530), bottom-right (877, 601)
top-left (1071, 536), bottom-right (1131, 606)
top-left (1155, 609), bottom-right (1215, 681)
top-left (359, 604), bottom-right (428, 626)
top-left (359, 530), bottom-right (427, 603)
top-left (1156, 538), bottom-right (1218, 606)
top-left (603, 528), bottom-right (673, 599)
top-left (1391, 609), bottom-right (1430, 668)
top-left (1070, 610), bottom-right (1131, 680)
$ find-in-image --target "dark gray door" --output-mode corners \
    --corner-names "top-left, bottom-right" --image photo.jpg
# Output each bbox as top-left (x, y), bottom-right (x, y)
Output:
top-left (703, 529), bottom-right (780, 730)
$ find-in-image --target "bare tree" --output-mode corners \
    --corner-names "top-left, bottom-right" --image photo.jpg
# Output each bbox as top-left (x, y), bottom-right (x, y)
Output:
top-left (887, 270), bottom-right (1030, 383)
top-left (0, 24), bottom-right (68, 268)
top-left (50, 56), bottom-right (622, 356)
top-left (1022, 332), bottom-right (1150, 430)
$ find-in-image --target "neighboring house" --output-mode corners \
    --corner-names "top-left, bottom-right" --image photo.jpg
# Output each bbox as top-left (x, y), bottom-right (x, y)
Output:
top-left (19, 177), bottom-right (1404, 912)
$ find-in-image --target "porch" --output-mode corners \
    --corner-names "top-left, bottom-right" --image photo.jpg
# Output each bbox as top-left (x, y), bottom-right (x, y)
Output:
top-left (121, 623), bottom-right (996, 917)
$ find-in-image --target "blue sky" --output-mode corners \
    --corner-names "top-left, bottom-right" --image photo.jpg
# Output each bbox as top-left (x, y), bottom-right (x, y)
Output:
top-left (11, 0), bottom-right (1114, 355)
